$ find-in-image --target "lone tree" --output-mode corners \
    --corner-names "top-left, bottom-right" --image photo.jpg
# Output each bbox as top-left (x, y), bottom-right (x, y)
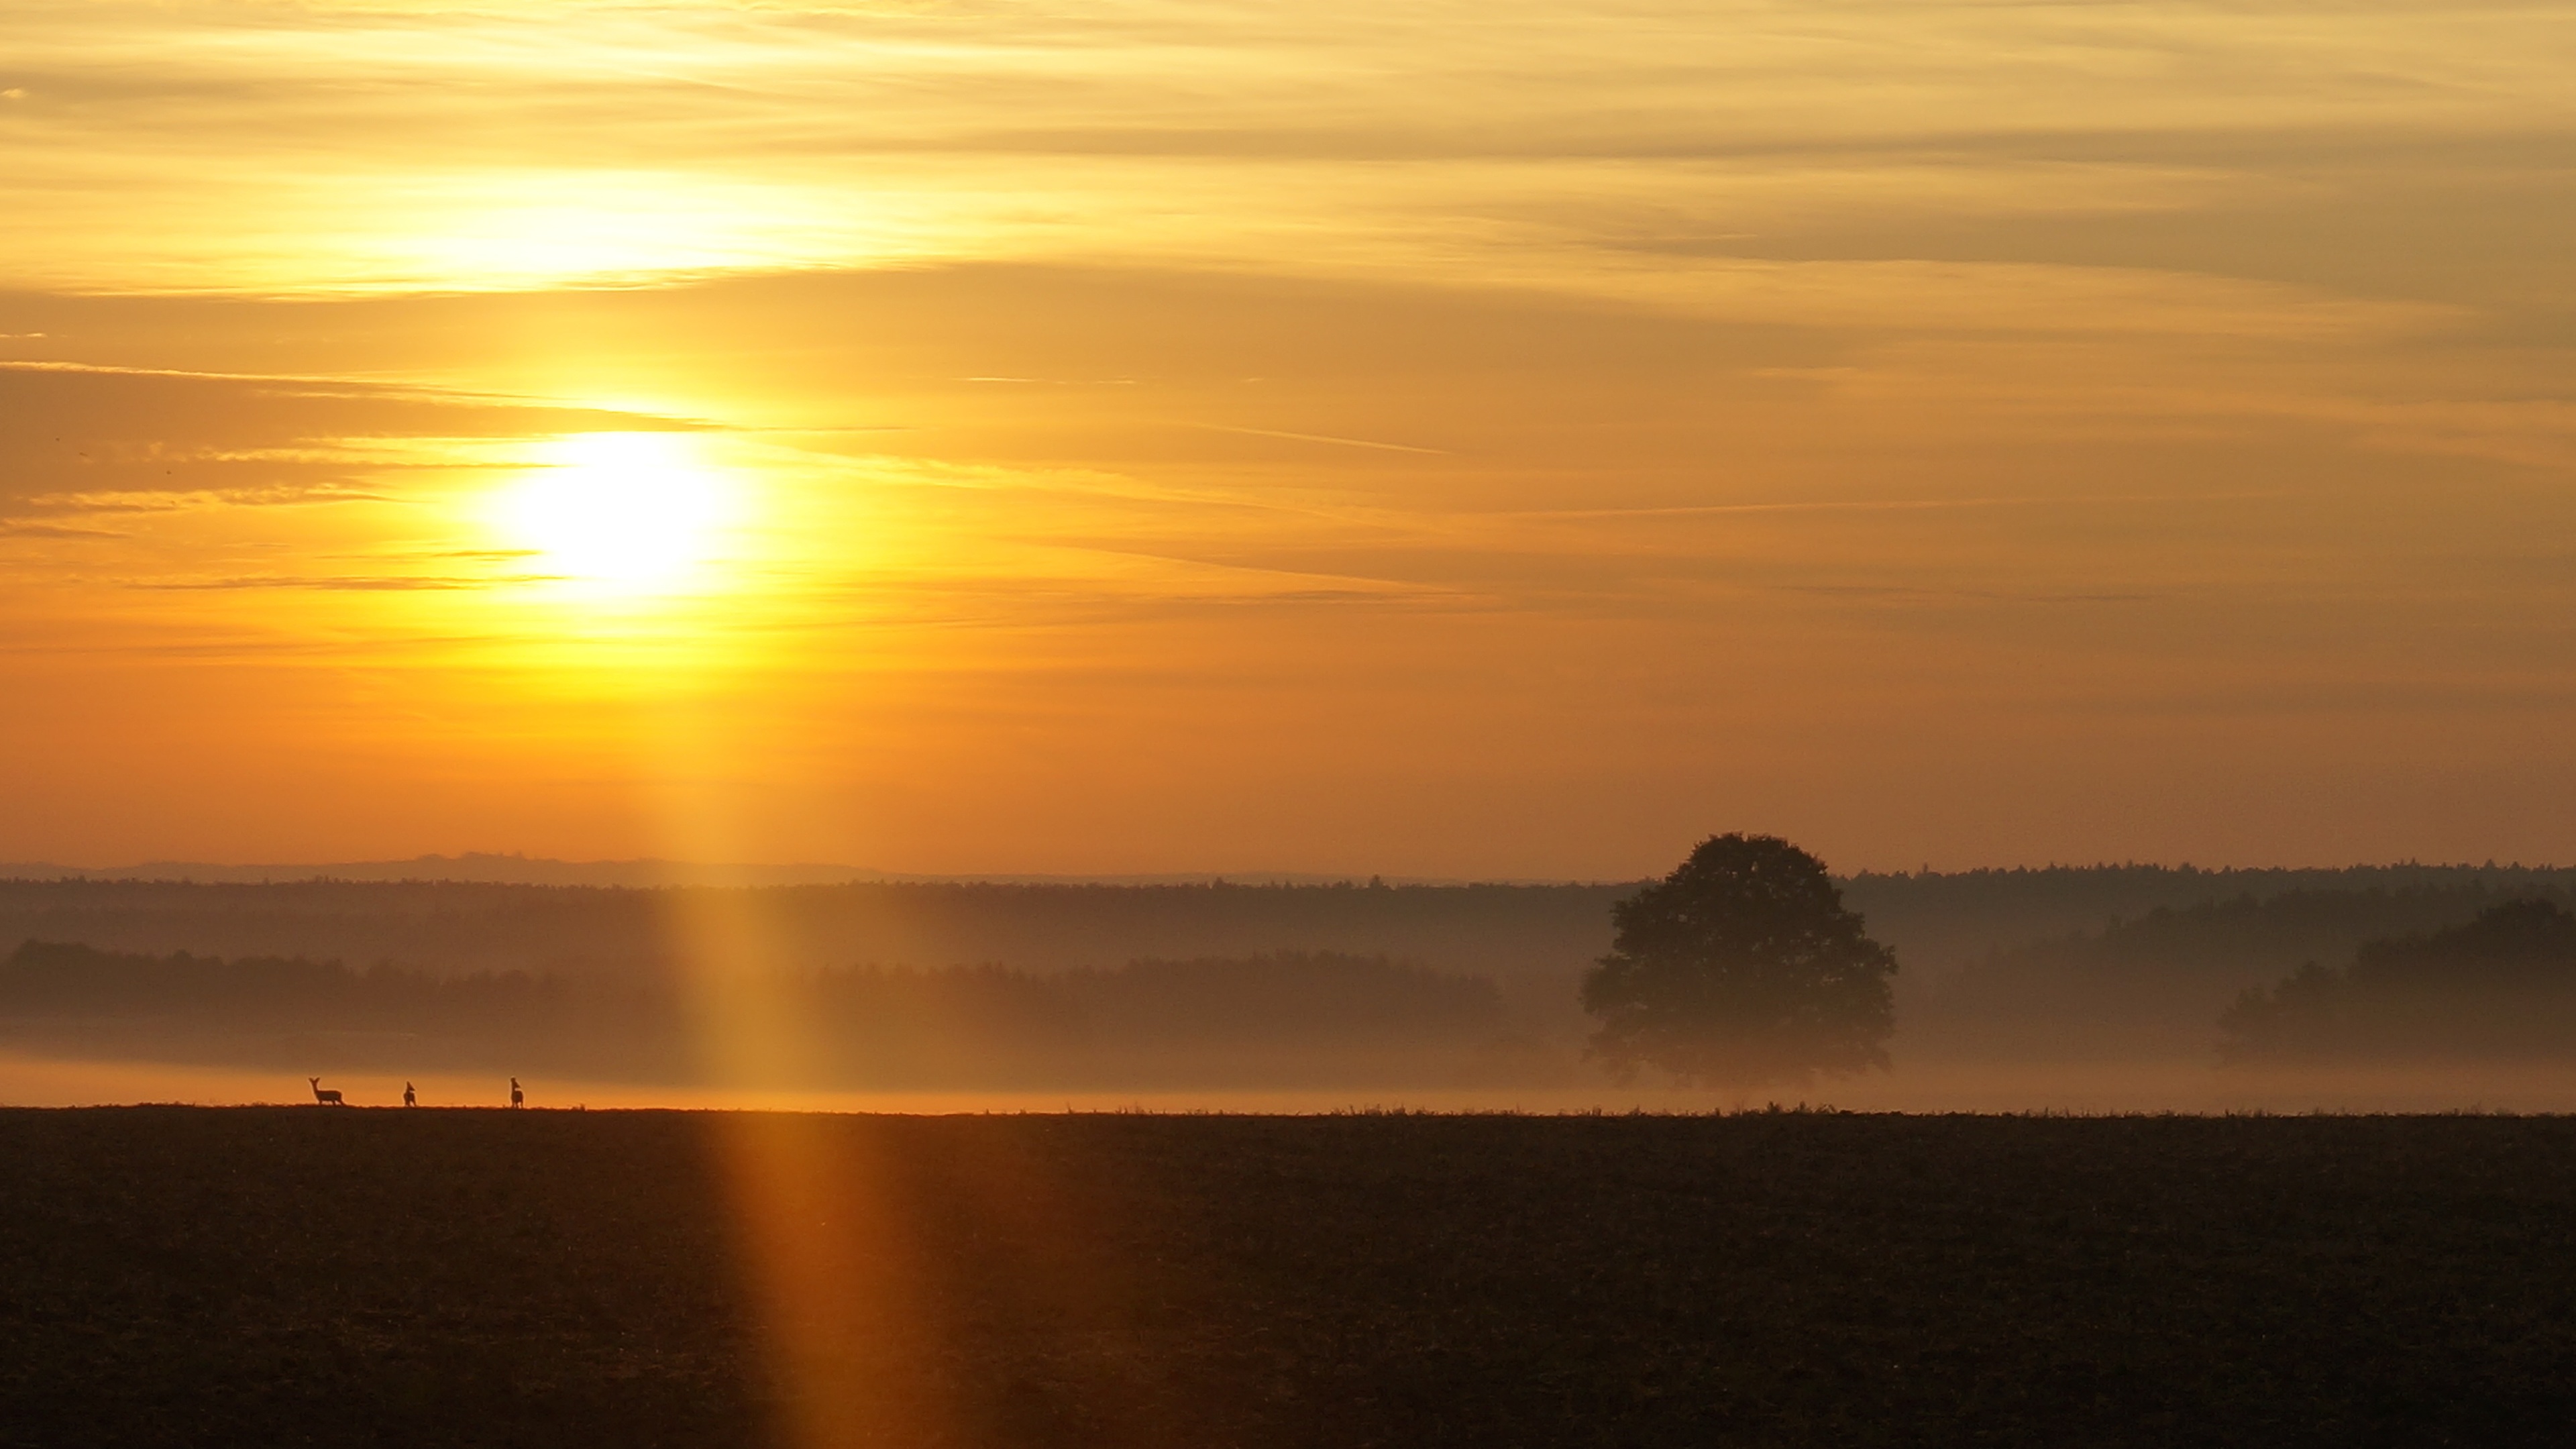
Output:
top-left (1581, 833), bottom-right (1896, 1089)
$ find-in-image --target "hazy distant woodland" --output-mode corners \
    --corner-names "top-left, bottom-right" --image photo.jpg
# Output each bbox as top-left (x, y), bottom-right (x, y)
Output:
top-left (0, 876), bottom-right (1625, 982)
top-left (1905, 881), bottom-right (2576, 1063)
top-left (2219, 900), bottom-right (2576, 1065)
top-left (0, 943), bottom-right (1527, 1089)
top-left (4, 863), bottom-right (2574, 1091)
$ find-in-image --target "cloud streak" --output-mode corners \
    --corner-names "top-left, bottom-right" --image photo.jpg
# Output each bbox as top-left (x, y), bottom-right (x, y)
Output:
top-left (132, 573), bottom-right (562, 592)
top-left (1, 3), bottom-right (2573, 874)
top-left (5, 0), bottom-right (2570, 315)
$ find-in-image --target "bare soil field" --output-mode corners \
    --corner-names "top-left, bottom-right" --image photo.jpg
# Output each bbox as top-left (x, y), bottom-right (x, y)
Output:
top-left (3, 1108), bottom-right (2573, 1447)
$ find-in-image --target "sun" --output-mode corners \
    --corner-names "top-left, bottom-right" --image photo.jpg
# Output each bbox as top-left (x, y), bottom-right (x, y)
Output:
top-left (500, 432), bottom-right (731, 593)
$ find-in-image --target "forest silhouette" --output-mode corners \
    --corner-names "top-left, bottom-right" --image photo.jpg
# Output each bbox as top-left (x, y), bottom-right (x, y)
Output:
top-left (0, 941), bottom-right (1514, 1089)
top-left (2222, 900), bottom-right (2576, 1063)
top-left (5, 863), bottom-right (2574, 1091)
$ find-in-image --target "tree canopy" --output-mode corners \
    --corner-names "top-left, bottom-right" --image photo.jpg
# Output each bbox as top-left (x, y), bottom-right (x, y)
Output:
top-left (1580, 834), bottom-right (1896, 1088)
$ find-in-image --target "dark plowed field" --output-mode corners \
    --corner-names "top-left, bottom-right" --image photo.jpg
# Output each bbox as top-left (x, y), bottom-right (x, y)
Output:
top-left (3, 1108), bottom-right (2573, 1447)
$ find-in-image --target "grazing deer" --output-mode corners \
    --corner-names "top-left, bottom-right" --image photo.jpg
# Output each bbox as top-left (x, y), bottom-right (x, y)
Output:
top-left (307, 1077), bottom-right (345, 1106)
top-left (402, 1081), bottom-right (417, 1108)
top-left (508, 1077), bottom-right (524, 1109)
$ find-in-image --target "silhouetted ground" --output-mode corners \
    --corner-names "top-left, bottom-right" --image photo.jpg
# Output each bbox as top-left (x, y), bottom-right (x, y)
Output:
top-left (4, 1108), bottom-right (2574, 1448)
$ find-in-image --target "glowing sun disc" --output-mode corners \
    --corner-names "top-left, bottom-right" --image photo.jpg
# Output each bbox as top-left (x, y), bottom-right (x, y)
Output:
top-left (501, 432), bottom-right (729, 591)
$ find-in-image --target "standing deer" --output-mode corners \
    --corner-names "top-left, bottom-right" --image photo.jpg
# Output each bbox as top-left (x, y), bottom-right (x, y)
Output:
top-left (307, 1077), bottom-right (345, 1106)
top-left (508, 1077), bottom-right (524, 1109)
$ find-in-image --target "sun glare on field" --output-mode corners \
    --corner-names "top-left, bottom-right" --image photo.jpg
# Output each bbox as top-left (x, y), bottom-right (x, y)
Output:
top-left (500, 432), bottom-right (734, 595)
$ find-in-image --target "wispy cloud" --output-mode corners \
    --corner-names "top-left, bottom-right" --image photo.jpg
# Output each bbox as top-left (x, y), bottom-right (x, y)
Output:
top-left (1185, 423), bottom-right (1447, 456)
top-left (3, 1), bottom-right (2574, 874)
top-left (5, 0), bottom-right (2566, 319)
top-left (33, 486), bottom-right (402, 514)
top-left (1508, 492), bottom-right (2286, 521)
top-left (0, 521), bottom-right (124, 539)
top-left (133, 573), bottom-right (560, 592)
top-left (0, 361), bottom-right (710, 513)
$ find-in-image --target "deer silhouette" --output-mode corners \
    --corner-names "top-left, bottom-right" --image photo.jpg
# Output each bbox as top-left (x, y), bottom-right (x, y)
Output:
top-left (508, 1077), bottom-right (524, 1109)
top-left (402, 1081), bottom-right (417, 1108)
top-left (307, 1077), bottom-right (345, 1106)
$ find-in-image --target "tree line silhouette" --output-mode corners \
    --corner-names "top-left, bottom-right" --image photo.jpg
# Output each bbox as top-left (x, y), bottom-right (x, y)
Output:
top-left (0, 941), bottom-right (1514, 1088)
top-left (2222, 899), bottom-right (2576, 1062)
top-left (0, 877), bottom-right (1631, 983)
top-left (7, 859), bottom-right (2575, 1088)
top-left (11, 863), bottom-right (2569, 996)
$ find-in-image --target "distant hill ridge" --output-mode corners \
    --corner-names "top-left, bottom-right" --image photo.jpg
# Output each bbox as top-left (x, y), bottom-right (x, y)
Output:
top-left (2, 861), bottom-right (2569, 992)
top-left (7, 854), bottom-right (2567, 896)
top-left (0, 853), bottom-right (1532, 889)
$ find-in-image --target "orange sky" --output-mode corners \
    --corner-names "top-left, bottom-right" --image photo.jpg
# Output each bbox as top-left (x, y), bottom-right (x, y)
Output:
top-left (3, 1), bottom-right (2573, 877)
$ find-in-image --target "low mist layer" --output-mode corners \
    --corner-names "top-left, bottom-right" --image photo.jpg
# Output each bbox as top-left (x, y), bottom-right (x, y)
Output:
top-left (0, 943), bottom-right (1525, 1091)
top-left (7, 864), bottom-right (2576, 1108)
